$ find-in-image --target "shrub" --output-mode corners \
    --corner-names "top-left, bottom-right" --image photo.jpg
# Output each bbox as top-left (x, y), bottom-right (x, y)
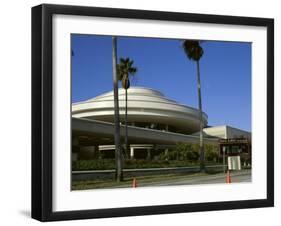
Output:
top-left (72, 159), bottom-right (195, 171)
top-left (72, 159), bottom-right (115, 171)
top-left (174, 143), bottom-right (200, 162)
top-left (174, 143), bottom-right (219, 163)
top-left (204, 144), bottom-right (219, 162)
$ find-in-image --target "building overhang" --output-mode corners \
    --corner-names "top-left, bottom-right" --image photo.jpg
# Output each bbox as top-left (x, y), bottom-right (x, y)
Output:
top-left (72, 117), bottom-right (218, 146)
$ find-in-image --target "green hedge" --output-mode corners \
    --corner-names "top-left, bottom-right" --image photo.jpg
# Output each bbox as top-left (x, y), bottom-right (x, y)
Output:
top-left (72, 159), bottom-right (201, 171)
top-left (72, 159), bottom-right (115, 171)
top-left (72, 143), bottom-right (222, 171)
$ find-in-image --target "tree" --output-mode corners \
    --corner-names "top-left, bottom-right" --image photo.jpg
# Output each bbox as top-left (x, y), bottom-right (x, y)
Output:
top-left (175, 143), bottom-right (199, 162)
top-left (182, 40), bottom-right (205, 172)
top-left (117, 57), bottom-right (137, 158)
top-left (204, 144), bottom-right (219, 163)
top-left (112, 37), bottom-right (123, 182)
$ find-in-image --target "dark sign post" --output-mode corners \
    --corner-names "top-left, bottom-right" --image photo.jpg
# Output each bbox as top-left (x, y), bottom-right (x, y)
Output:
top-left (222, 146), bottom-right (226, 173)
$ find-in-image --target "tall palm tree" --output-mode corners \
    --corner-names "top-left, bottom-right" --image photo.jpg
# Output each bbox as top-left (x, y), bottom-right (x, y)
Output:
top-left (182, 40), bottom-right (205, 172)
top-left (112, 37), bottom-right (123, 182)
top-left (117, 58), bottom-right (137, 158)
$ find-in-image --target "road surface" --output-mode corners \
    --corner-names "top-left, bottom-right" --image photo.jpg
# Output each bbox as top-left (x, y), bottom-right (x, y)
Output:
top-left (138, 170), bottom-right (251, 187)
top-left (72, 169), bottom-right (252, 190)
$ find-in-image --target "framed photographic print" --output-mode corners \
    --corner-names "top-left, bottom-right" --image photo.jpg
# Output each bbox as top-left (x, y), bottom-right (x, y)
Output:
top-left (32, 4), bottom-right (274, 221)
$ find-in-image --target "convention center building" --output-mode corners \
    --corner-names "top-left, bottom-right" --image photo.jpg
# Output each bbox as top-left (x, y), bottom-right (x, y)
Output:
top-left (72, 87), bottom-right (251, 160)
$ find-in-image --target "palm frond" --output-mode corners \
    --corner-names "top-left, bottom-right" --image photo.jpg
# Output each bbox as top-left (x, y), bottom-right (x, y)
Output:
top-left (128, 67), bottom-right (137, 75)
top-left (117, 57), bottom-right (138, 81)
top-left (182, 40), bottom-right (204, 61)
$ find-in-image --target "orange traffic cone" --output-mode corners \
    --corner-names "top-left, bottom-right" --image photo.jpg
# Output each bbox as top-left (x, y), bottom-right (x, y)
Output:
top-left (226, 170), bottom-right (231, 183)
top-left (132, 178), bottom-right (137, 188)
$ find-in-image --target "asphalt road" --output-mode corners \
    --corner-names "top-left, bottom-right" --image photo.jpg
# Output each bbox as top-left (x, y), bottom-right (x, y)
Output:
top-left (140, 170), bottom-right (252, 187)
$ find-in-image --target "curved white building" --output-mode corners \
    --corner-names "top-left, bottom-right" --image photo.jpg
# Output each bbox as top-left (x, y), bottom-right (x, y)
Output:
top-left (72, 87), bottom-right (251, 161)
top-left (72, 87), bottom-right (208, 134)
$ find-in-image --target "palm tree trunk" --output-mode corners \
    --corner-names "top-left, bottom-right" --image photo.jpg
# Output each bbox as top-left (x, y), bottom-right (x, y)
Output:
top-left (125, 87), bottom-right (128, 158)
top-left (196, 60), bottom-right (205, 172)
top-left (112, 37), bottom-right (123, 182)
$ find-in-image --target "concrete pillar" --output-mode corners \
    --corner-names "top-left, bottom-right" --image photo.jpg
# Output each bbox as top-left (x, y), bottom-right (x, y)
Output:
top-left (130, 147), bottom-right (135, 159)
top-left (147, 149), bottom-right (151, 160)
top-left (95, 145), bottom-right (100, 159)
top-left (165, 148), bottom-right (169, 160)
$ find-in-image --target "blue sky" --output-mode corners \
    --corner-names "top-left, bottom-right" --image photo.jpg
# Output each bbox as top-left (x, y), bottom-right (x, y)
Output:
top-left (71, 34), bottom-right (251, 131)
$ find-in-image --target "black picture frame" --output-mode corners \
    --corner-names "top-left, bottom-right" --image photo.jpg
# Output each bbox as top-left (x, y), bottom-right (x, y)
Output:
top-left (32, 4), bottom-right (274, 222)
